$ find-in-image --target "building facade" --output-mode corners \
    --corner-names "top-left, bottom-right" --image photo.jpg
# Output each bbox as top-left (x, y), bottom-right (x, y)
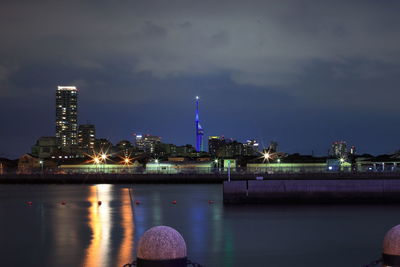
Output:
top-left (208, 136), bottom-right (244, 158)
top-left (135, 134), bottom-right (161, 153)
top-left (208, 136), bottom-right (225, 157)
top-left (56, 86), bottom-right (78, 148)
top-left (243, 139), bottom-right (260, 156)
top-left (330, 141), bottom-right (347, 159)
top-left (31, 136), bottom-right (57, 159)
top-left (78, 124), bottom-right (95, 151)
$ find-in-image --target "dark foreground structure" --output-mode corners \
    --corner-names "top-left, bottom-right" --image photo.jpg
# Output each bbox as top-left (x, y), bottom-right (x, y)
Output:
top-left (223, 179), bottom-right (400, 204)
top-left (3, 172), bottom-right (400, 184)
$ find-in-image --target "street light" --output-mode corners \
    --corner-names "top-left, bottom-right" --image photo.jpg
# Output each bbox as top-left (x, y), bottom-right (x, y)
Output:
top-left (214, 159), bottom-right (219, 173)
top-left (39, 160), bottom-right (44, 173)
top-left (262, 152), bottom-right (271, 163)
top-left (154, 159), bottom-right (160, 173)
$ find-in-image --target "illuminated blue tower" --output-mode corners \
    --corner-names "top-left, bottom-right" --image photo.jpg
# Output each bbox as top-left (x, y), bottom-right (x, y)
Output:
top-left (195, 96), bottom-right (204, 151)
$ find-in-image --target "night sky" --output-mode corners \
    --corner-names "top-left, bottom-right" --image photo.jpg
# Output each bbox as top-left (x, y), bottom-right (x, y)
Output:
top-left (1, 0), bottom-right (400, 158)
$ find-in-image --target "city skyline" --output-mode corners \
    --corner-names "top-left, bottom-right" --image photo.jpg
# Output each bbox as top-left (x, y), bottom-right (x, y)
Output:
top-left (2, 2), bottom-right (400, 267)
top-left (2, 1), bottom-right (400, 158)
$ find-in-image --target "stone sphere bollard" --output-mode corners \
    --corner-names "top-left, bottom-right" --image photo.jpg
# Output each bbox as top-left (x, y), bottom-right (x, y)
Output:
top-left (137, 226), bottom-right (187, 267)
top-left (383, 224), bottom-right (400, 266)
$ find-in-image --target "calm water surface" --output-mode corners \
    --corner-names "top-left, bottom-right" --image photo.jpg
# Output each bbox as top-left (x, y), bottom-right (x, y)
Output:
top-left (0, 184), bottom-right (398, 267)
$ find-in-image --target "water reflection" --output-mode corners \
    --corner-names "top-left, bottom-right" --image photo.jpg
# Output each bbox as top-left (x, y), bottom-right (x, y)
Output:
top-left (189, 202), bottom-right (207, 253)
top-left (3, 184), bottom-right (399, 267)
top-left (83, 185), bottom-right (113, 267)
top-left (223, 225), bottom-right (234, 267)
top-left (151, 191), bottom-right (162, 226)
top-left (211, 202), bottom-right (223, 253)
top-left (50, 192), bottom-right (81, 267)
top-left (117, 188), bottom-right (135, 266)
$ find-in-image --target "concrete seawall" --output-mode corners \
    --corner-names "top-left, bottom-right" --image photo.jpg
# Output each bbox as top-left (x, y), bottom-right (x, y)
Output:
top-left (223, 180), bottom-right (400, 203)
top-left (3, 173), bottom-right (400, 184)
top-left (0, 173), bottom-right (226, 184)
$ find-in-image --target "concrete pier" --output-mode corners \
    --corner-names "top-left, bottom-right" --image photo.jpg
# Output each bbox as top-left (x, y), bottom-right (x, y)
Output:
top-left (223, 180), bottom-right (400, 204)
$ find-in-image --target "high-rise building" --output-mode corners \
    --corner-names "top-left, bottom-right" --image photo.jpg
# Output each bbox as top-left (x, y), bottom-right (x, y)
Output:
top-left (56, 86), bottom-right (78, 147)
top-left (208, 136), bottom-right (225, 157)
top-left (134, 134), bottom-right (143, 149)
top-left (267, 141), bottom-right (278, 153)
top-left (94, 138), bottom-right (113, 152)
top-left (135, 134), bottom-right (161, 154)
top-left (330, 141), bottom-right (347, 158)
top-left (243, 139), bottom-right (259, 156)
top-left (208, 136), bottom-right (244, 158)
top-left (78, 124), bottom-right (95, 150)
top-left (116, 140), bottom-right (133, 156)
top-left (195, 96), bottom-right (204, 151)
top-left (220, 139), bottom-right (243, 158)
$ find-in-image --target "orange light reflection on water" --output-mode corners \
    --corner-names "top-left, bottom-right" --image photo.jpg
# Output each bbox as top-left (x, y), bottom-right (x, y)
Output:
top-left (117, 188), bottom-right (135, 266)
top-left (83, 185), bottom-right (112, 267)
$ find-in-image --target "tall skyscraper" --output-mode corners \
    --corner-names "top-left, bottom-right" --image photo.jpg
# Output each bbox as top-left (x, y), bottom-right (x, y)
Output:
top-left (195, 96), bottom-right (204, 151)
top-left (55, 86), bottom-right (78, 147)
top-left (78, 124), bottom-right (95, 151)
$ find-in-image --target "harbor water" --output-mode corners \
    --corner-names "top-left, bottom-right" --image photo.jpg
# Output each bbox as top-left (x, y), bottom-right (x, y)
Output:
top-left (0, 184), bottom-right (398, 266)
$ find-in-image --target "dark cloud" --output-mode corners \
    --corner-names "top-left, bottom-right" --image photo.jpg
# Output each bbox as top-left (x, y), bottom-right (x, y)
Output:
top-left (1, 0), bottom-right (400, 157)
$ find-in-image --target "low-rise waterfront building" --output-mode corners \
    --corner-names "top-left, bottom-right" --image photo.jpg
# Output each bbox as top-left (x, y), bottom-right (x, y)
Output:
top-left (247, 153), bottom-right (354, 173)
top-left (18, 154), bottom-right (41, 174)
top-left (58, 160), bottom-right (143, 174)
top-left (0, 158), bottom-right (18, 174)
top-left (355, 155), bottom-right (400, 172)
top-left (18, 154), bottom-right (58, 174)
top-left (247, 162), bottom-right (328, 173)
top-left (145, 160), bottom-right (214, 174)
top-left (31, 136), bottom-right (57, 159)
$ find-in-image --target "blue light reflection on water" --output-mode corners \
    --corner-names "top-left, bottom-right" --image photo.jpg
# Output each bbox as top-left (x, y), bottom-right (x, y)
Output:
top-left (0, 184), bottom-right (399, 266)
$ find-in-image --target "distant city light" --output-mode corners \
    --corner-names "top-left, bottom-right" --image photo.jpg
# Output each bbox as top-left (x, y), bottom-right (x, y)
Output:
top-left (57, 86), bottom-right (77, 91)
top-left (101, 154), bottom-right (107, 161)
top-left (122, 156), bottom-right (133, 166)
top-left (155, 159), bottom-right (159, 163)
top-left (340, 157), bottom-right (345, 163)
top-left (94, 157), bottom-right (100, 164)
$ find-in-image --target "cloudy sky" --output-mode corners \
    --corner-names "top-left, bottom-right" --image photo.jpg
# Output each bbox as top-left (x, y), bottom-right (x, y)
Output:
top-left (1, 0), bottom-right (400, 158)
